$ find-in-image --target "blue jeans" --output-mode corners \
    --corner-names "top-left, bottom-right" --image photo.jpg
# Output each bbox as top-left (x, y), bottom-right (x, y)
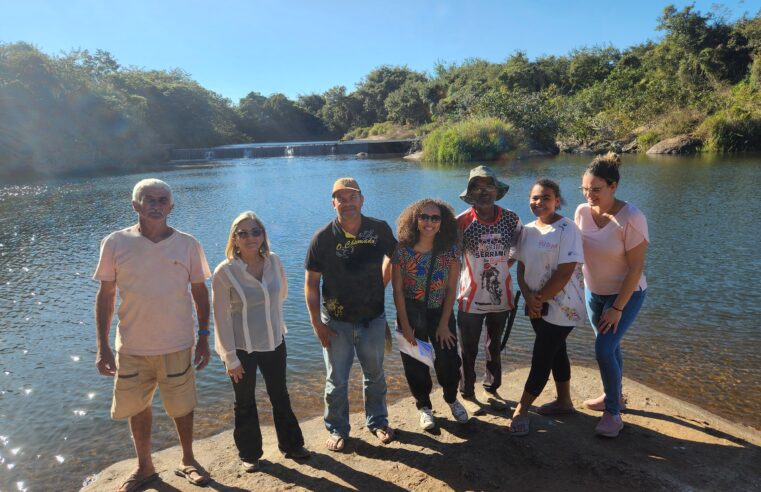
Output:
top-left (586, 289), bottom-right (647, 415)
top-left (322, 313), bottom-right (388, 437)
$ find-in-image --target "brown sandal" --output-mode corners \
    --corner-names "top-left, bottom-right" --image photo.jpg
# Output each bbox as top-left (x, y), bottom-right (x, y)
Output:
top-left (326, 433), bottom-right (345, 452)
top-left (372, 426), bottom-right (395, 444)
top-left (174, 465), bottom-right (210, 487)
top-left (117, 472), bottom-right (158, 492)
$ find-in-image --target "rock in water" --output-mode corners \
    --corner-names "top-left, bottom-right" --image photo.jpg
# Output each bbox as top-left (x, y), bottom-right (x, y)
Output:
top-left (646, 135), bottom-right (703, 154)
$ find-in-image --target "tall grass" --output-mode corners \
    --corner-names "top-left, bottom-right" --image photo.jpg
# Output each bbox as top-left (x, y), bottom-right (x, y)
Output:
top-left (422, 118), bottom-right (523, 163)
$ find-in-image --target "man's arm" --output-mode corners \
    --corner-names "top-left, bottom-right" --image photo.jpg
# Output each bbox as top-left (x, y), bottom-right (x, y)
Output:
top-left (191, 282), bottom-right (211, 370)
top-left (305, 270), bottom-right (336, 348)
top-left (95, 280), bottom-right (117, 376)
top-left (382, 256), bottom-right (392, 287)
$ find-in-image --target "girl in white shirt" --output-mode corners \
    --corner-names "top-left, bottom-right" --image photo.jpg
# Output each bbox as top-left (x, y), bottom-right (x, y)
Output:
top-left (510, 179), bottom-right (585, 436)
top-left (212, 211), bottom-right (308, 471)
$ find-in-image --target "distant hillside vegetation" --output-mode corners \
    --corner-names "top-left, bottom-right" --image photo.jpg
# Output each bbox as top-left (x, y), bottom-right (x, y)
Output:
top-left (1, 4), bottom-right (759, 179)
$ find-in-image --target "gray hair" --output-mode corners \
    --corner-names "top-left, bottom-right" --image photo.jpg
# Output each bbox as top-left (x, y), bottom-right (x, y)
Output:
top-left (132, 178), bottom-right (173, 204)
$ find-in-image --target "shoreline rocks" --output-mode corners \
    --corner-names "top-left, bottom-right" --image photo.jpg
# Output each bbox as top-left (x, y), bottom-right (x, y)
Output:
top-left (646, 135), bottom-right (703, 154)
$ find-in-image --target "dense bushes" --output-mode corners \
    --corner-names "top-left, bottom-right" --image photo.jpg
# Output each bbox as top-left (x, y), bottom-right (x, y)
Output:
top-left (421, 118), bottom-right (523, 163)
top-left (342, 122), bottom-right (418, 141)
top-left (700, 114), bottom-right (761, 151)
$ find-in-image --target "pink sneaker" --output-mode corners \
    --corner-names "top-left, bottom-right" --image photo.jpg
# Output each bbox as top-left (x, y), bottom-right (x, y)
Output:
top-left (583, 393), bottom-right (627, 412)
top-left (595, 412), bottom-right (623, 437)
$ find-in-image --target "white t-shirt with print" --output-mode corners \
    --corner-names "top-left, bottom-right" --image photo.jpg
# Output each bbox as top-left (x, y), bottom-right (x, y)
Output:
top-left (514, 217), bottom-right (586, 326)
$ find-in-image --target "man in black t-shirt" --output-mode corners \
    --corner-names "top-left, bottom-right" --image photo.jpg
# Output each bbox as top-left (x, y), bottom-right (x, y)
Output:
top-left (305, 177), bottom-right (397, 451)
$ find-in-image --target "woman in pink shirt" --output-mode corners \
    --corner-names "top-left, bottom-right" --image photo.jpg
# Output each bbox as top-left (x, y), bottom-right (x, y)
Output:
top-left (575, 152), bottom-right (649, 438)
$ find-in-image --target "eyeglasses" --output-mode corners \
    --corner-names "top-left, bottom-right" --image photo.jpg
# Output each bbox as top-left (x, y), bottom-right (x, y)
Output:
top-left (470, 185), bottom-right (497, 194)
top-left (579, 186), bottom-right (605, 194)
top-left (235, 228), bottom-right (263, 239)
top-left (418, 213), bottom-right (442, 223)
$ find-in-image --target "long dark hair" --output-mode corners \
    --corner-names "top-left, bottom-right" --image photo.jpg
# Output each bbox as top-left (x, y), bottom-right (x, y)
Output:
top-left (586, 151), bottom-right (622, 185)
top-left (396, 198), bottom-right (458, 252)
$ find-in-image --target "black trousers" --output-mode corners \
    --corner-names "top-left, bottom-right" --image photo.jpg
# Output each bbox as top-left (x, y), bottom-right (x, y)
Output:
top-left (400, 307), bottom-right (462, 410)
top-left (457, 310), bottom-right (511, 396)
top-left (231, 342), bottom-right (304, 461)
top-left (524, 317), bottom-right (574, 396)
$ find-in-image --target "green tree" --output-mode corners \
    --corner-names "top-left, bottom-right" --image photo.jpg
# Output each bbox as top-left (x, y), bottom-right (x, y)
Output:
top-left (385, 80), bottom-right (431, 125)
top-left (318, 85), bottom-right (364, 136)
top-left (353, 65), bottom-right (427, 124)
top-left (566, 46), bottom-right (621, 92)
top-left (656, 4), bottom-right (752, 84)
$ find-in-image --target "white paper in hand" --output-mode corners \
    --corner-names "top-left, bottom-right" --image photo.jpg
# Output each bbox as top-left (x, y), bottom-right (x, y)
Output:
top-left (395, 331), bottom-right (434, 368)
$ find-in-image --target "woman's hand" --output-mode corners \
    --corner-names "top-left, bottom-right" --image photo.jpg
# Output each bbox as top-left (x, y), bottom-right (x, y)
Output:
top-left (598, 307), bottom-right (623, 334)
top-left (401, 324), bottom-right (417, 346)
top-left (435, 323), bottom-right (457, 350)
top-left (527, 293), bottom-right (544, 319)
top-left (227, 365), bottom-right (245, 384)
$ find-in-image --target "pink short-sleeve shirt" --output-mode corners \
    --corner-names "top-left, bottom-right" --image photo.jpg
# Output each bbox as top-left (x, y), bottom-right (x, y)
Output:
top-left (93, 226), bottom-right (211, 356)
top-left (574, 203), bottom-right (648, 295)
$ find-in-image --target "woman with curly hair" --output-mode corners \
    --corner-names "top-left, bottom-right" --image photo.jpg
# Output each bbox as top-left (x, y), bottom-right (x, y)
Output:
top-left (391, 198), bottom-right (469, 430)
top-left (575, 152), bottom-right (649, 438)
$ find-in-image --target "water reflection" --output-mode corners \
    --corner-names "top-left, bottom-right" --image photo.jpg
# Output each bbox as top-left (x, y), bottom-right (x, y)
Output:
top-left (0, 154), bottom-right (759, 490)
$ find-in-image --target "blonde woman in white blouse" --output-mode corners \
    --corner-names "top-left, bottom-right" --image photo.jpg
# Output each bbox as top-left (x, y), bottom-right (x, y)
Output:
top-left (212, 211), bottom-right (309, 472)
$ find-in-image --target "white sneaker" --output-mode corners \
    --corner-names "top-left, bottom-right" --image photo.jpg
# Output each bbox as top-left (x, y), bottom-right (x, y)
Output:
top-left (449, 400), bottom-right (470, 423)
top-left (419, 407), bottom-right (435, 430)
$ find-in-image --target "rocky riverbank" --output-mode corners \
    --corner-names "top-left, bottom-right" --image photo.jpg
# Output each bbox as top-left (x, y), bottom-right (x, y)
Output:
top-left (82, 366), bottom-right (760, 491)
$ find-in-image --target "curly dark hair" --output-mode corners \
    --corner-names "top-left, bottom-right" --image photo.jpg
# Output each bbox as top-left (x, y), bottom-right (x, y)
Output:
top-left (532, 178), bottom-right (566, 210)
top-left (586, 151), bottom-right (622, 185)
top-left (396, 198), bottom-right (459, 252)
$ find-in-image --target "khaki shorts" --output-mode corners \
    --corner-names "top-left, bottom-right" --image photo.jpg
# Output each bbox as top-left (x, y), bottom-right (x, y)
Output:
top-left (111, 348), bottom-right (197, 420)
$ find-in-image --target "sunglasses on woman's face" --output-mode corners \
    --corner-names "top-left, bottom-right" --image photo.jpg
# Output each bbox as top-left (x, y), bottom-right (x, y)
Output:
top-left (235, 228), bottom-right (263, 239)
top-left (418, 213), bottom-right (442, 223)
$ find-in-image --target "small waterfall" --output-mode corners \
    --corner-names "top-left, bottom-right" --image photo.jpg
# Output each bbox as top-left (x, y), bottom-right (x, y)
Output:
top-left (243, 149), bottom-right (253, 158)
top-left (285, 146), bottom-right (294, 157)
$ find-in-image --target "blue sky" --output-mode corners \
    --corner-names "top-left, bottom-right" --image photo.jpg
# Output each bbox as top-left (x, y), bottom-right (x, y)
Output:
top-left (1, 0), bottom-right (756, 102)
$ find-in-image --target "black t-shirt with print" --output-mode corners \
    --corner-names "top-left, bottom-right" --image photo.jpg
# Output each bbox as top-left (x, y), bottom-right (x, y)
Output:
top-left (305, 215), bottom-right (397, 324)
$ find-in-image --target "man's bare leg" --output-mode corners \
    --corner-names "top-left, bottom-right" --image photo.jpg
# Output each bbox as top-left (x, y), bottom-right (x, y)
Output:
top-left (173, 411), bottom-right (209, 484)
top-left (117, 406), bottom-right (156, 492)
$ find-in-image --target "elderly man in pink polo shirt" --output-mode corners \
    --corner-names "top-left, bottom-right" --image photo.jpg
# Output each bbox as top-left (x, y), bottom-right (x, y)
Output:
top-left (94, 178), bottom-right (212, 491)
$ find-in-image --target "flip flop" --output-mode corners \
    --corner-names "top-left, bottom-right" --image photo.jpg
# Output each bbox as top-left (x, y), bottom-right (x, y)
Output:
top-left (536, 402), bottom-right (577, 416)
top-left (174, 465), bottom-right (210, 487)
top-left (117, 472), bottom-right (158, 492)
top-left (372, 426), bottom-right (395, 444)
top-left (509, 414), bottom-right (530, 437)
top-left (326, 433), bottom-right (345, 452)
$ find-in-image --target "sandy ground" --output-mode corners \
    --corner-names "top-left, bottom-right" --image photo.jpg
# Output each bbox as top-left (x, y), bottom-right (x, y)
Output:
top-left (82, 366), bottom-right (761, 491)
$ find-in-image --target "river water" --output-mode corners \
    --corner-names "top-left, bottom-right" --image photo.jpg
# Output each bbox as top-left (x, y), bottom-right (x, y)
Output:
top-left (1, 153), bottom-right (759, 491)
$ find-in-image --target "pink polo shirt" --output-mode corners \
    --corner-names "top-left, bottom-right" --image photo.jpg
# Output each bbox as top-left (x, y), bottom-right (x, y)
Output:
top-left (574, 203), bottom-right (648, 295)
top-left (93, 226), bottom-right (211, 356)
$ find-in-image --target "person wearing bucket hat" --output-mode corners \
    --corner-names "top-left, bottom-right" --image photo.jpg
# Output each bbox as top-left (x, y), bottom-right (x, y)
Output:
top-left (456, 165), bottom-right (522, 407)
top-left (305, 177), bottom-right (398, 451)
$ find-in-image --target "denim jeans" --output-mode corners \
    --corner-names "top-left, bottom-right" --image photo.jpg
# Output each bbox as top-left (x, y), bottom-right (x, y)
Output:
top-left (586, 289), bottom-right (647, 415)
top-left (322, 313), bottom-right (388, 437)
